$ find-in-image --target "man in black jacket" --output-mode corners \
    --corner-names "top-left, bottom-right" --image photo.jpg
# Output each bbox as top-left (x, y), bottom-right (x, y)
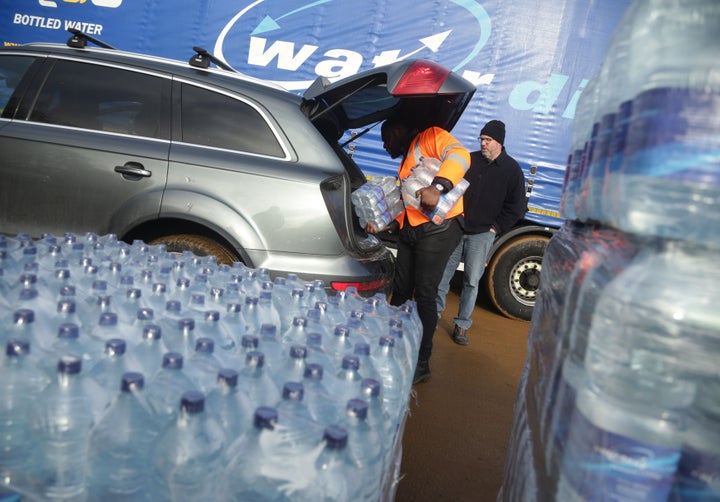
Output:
top-left (436, 120), bottom-right (527, 345)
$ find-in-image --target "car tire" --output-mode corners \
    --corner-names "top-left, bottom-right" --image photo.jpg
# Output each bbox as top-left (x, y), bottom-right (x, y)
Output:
top-left (485, 235), bottom-right (548, 321)
top-left (148, 234), bottom-right (239, 265)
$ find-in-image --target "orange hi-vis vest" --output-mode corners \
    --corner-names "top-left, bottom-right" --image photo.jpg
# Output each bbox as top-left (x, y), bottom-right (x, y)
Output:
top-left (396, 126), bottom-right (471, 228)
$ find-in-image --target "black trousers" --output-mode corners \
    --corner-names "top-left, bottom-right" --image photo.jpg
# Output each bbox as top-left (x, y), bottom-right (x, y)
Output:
top-left (390, 217), bottom-right (463, 362)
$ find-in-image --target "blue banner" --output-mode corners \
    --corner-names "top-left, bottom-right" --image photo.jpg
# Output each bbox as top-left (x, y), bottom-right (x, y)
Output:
top-left (1, 0), bottom-right (631, 227)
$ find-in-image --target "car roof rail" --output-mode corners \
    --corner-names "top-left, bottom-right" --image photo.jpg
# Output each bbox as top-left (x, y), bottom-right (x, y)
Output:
top-left (66, 28), bottom-right (117, 50)
top-left (189, 46), bottom-right (236, 73)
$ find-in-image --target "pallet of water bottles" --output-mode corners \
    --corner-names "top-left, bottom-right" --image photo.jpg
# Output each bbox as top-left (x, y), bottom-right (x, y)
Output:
top-left (0, 231), bottom-right (422, 501)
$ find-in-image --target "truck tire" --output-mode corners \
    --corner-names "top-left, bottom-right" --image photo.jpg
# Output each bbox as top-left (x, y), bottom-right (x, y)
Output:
top-left (148, 234), bottom-right (240, 265)
top-left (485, 234), bottom-right (548, 321)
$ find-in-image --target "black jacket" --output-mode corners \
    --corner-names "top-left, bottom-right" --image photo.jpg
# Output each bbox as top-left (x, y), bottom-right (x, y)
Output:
top-left (461, 148), bottom-right (527, 234)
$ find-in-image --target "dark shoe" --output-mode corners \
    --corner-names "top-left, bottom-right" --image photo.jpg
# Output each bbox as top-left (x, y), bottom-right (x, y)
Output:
top-left (452, 325), bottom-right (469, 345)
top-left (413, 360), bottom-right (431, 384)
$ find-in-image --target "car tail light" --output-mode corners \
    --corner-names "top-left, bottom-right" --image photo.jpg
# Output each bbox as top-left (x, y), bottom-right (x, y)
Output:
top-left (331, 278), bottom-right (390, 292)
top-left (391, 60), bottom-right (450, 96)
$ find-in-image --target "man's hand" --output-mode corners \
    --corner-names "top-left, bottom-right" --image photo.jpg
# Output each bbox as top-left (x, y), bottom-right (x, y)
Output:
top-left (416, 185), bottom-right (441, 212)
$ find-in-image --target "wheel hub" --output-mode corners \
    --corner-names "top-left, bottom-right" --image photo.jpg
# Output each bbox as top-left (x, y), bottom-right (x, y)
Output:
top-left (508, 257), bottom-right (542, 307)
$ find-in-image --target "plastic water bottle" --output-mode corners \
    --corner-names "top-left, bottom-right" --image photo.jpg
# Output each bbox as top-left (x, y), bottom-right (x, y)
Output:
top-left (557, 240), bottom-right (719, 501)
top-left (274, 344), bottom-right (308, 388)
top-left (145, 352), bottom-right (198, 427)
top-left (149, 391), bottom-right (225, 502)
top-left (86, 371), bottom-right (158, 501)
top-left (185, 337), bottom-right (224, 393)
top-left (332, 355), bottom-right (363, 409)
top-left (353, 341), bottom-right (382, 385)
top-left (429, 178), bottom-right (469, 225)
top-left (88, 338), bottom-right (136, 396)
top-left (30, 355), bottom-right (104, 501)
top-left (602, 0), bottom-right (720, 245)
top-left (162, 317), bottom-right (196, 359)
top-left (339, 398), bottom-right (385, 500)
top-left (282, 315), bottom-right (309, 345)
top-left (220, 406), bottom-right (312, 501)
top-left (195, 310), bottom-right (237, 364)
top-left (129, 324), bottom-right (166, 377)
top-left (371, 335), bottom-right (406, 419)
top-left (302, 363), bottom-right (339, 427)
top-left (0, 339), bottom-right (51, 496)
top-left (670, 378), bottom-right (720, 501)
top-left (293, 425), bottom-right (363, 501)
top-left (544, 230), bottom-right (639, 487)
top-left (89, 312), bottom-right (126, 346)
top-left (275, 382), bottom-right (324, 451)
top-left (238, 351), bottom-right (281, 408)
top-left (205, 368), bottom-right (253, 442)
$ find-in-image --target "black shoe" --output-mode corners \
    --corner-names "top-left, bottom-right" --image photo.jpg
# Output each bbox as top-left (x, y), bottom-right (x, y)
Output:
top-left (413, 360), bottom-right (431, 384)
top-left (452, 325), bottom-right (469, 345)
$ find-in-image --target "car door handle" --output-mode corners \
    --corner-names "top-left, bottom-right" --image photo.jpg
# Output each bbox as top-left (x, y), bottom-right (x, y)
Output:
top-left (114, 162), bottom-right (152, 181)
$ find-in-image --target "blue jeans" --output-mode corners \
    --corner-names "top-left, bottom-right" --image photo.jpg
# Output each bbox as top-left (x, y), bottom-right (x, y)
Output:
top-left (436, 231), bottom-right (495, 330)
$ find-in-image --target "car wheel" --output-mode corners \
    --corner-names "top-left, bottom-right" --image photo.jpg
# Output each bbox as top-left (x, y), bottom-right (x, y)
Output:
top-left (148, 234), bottom-right (239, 265)
top-left (485, 235), bottom-right (548, 321)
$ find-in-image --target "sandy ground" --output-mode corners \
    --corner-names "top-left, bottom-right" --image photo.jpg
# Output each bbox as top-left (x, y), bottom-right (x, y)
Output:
top-left (393, 283), bottom-right (531, 502)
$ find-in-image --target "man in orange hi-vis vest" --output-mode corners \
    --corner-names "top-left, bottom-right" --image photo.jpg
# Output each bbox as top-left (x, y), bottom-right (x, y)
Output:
top-left (367, 116), bottom-right (470, 384)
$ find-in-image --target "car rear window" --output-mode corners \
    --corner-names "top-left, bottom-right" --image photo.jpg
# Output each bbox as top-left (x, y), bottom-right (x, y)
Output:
top-left (180, 83), bottom-right (284, 158)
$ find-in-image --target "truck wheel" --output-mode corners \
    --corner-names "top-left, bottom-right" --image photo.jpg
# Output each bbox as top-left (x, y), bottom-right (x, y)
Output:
top-left (148, 234), bottom-right (240, 265)
top-left (485, 235), bottom-right (548, 321)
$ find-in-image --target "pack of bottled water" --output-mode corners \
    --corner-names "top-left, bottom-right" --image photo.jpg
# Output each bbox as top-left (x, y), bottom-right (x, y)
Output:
top-left (399, 157), bottom-right (468, 224)
top-left (502, 1), bottom-right (720, 500)
top-left (351, 176), bottom-right (404, 230)
top-left (0, 231), bottom-right (421, 501)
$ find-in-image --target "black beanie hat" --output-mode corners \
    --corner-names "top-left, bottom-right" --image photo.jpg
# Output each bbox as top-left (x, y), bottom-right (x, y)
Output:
top-left (481, 120), bottom-right (506, 145)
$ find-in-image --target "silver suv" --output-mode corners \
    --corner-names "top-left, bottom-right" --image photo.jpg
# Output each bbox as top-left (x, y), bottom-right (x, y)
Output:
top-left (0, 31), bottom-right (474, 295)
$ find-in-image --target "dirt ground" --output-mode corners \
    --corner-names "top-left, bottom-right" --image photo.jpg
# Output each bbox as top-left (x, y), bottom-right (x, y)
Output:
top-left (393, 281), bottom-right (531, 502)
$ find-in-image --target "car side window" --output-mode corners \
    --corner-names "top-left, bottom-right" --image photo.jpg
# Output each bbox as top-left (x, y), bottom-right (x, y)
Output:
top-left (180, 83), bottom-right (284, 157)
top-left (0, 56), bottom-right (35, 118)
top-left (29, 59), bottom-right (169, 139)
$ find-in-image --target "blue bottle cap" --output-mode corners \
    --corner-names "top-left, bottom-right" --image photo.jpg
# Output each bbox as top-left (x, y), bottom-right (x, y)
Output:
top-left (13, 309), bottom-right (35, 324)
top-left (136, 308), bottom-right (154, 321)
top-left (379, 335), bottom-right (395, 348)
top-left (323, 425), bottom-right (348, 449)
top-left (360, 378), bottom-right (381, 397)
top-left (346, 398), bottom-right (369, 420)
top-left (341, 355), bottom-right (359, 371)
top-left (58, 355), bottom-right (82, 374)
top-left (304, 363), bottom-right (324, 380)
top-left (142, 324), bottom-right (162, 340)
top-left (162, 352), bottom-right (184, 370)
top-left (241, 335), bottom-right (259, 349)
top-left (289, 345), bottom-right (307, 359)
top-left (254, 406), bottom-right (278, 430)
top-left (195, 337), bottom-right (214, 353)
top-left (58, 323), bottom-right (80, 339)
top-left (354, 342), bottom-right (370, 356)
top-left (106, 338), bottom-right (126, 355)
top-left (205, 310), bottom-right (220, 322)
top-left (99, 312), bottom-right (119, 326)
top-left (57, 300), bottom-right (76, 314)
top-left (260, 324), bottom-right (277, 336)
top-left (180, 391), bottom-right (205, 414)
top-left (178, 318), bottom-right (195, 331)
top-left (6, 338), bottom-right (31, 357)
top-left (282, 382), bottom-right (304, 401)
top-left (245, 351), bottom-right (265, 369)
top-left (218, 368), bottom-right (238, 387)
top-left (121, 372), bottom-right (144, 392)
